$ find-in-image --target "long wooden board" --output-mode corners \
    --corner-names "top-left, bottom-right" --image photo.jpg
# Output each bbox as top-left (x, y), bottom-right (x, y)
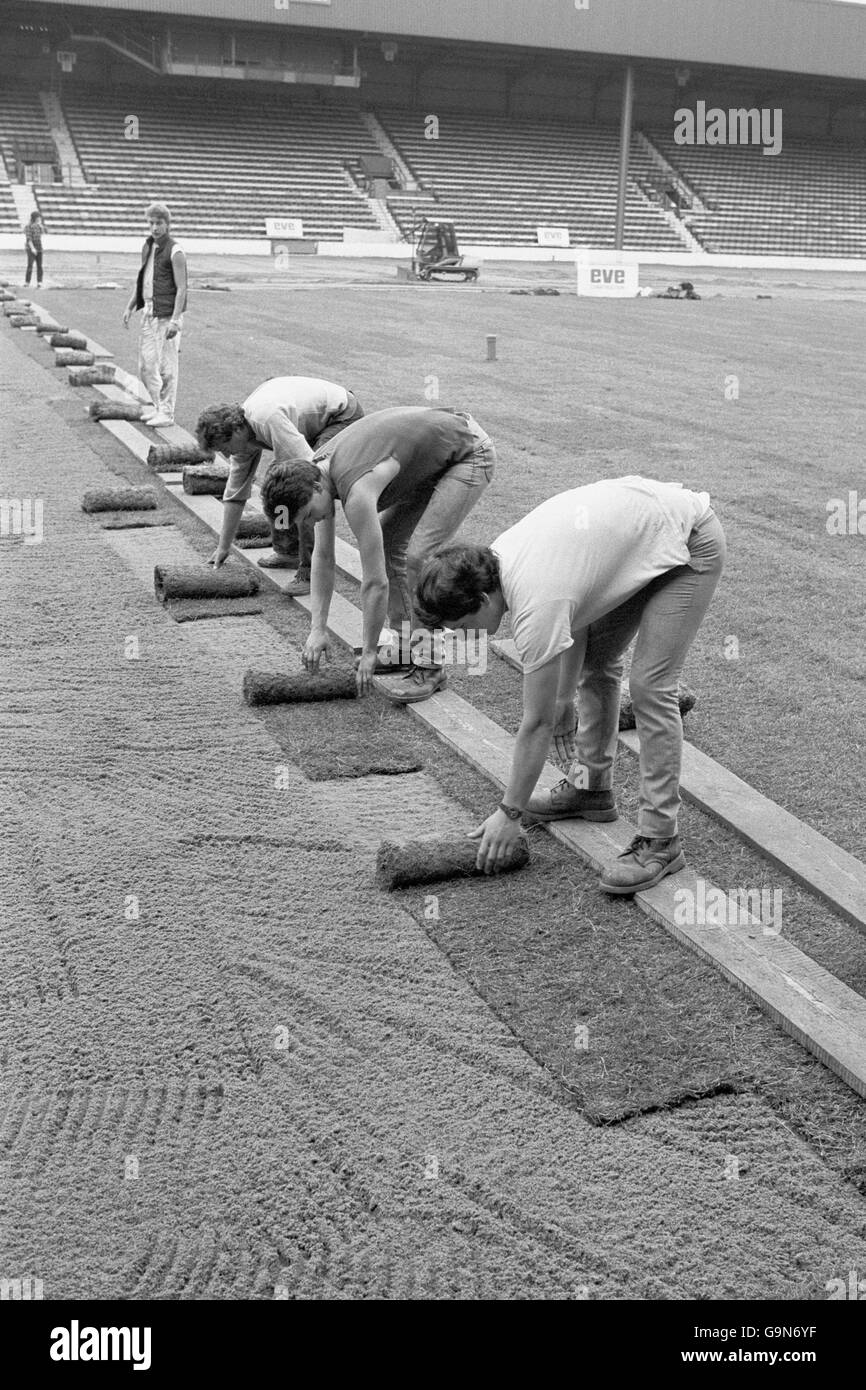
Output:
top-left (491, 638), bottom-right (866, 937)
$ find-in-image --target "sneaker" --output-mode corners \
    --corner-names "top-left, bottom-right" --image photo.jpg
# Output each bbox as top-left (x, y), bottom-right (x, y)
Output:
top-left (524, 779), bottom-right (617, 823)
top-left (146, 412), bottom-right (174, 427)
top-left (283, 576), bottom-right (311, 597)
top-left (382, 664), bottom-right (447, 703)
top-left (599, 834), bottom-right (686, 896)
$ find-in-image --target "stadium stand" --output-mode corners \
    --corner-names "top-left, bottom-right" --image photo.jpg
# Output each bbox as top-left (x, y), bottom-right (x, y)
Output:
top-left (27, 85), bottom-right (384, 240)
top-left (0, 86), bottom-right (57, 183)
top-left (378, 111), bottom-right (685, 251)
top-left (651, 132), bottom-right (866, 257)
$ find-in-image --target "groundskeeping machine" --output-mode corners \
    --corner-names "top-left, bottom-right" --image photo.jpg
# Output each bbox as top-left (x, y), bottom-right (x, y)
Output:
top-left (406, 216), bottom-right (480, 282)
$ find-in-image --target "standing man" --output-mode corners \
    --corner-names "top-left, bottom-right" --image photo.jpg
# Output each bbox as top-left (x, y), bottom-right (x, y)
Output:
top-left (195, 376), bottom-right (364, 595)
top-left (23, 211), bottom-right (45, 290)
top-left (123, 203), bottom-right (187, 428)
top-left (414, 476), bottom-right (725, 889)
top-left (260, 406), bottom-right (495, 700)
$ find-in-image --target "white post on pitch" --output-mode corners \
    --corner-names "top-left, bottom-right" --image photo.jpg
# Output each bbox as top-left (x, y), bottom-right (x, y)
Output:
top-left (486, 334), bottom-right (497, 361)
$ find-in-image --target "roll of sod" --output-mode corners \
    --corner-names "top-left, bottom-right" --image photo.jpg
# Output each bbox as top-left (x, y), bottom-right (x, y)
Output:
top-left (55, 349), bottom-right (95, 367)
top-left (147, 443), bottom-right (213, 470)
top-left (89, 400), bottom-right (144, 421)
top-left (182, 463), bottom-right (229, 495)
top-left (50, 331), bottom-right (88, 349)
top-left (68, 365), bottom-right (116, 387)
top-left (4, 301), bottom-right (30, 315)
top-left (82, 487), bottom-right (159, 513)
top-left (9, 314), bottom-right (38, 328)
top-left (36, 322), bottom-right (68, 335)
top-left (236, 513), bottom-right (272, 540)
top-left (376, 834), bottom-right (531, 889)
top-left (154, 565), bottom-right (261, 604)
top-left (242, 668), bottom-right (357, 706)
top-left (618, 682), bottom-right (697, 732)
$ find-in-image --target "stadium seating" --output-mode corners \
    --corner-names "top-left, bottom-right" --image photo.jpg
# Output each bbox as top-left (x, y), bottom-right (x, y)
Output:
top-left (378, 111), bottom-right (684, 251)
top-left (650, 131), bottom-right (866, 257)
top-left (29, 86), bottom-right (383, 240)
top-left (0, 87), bottom-right (55, 181)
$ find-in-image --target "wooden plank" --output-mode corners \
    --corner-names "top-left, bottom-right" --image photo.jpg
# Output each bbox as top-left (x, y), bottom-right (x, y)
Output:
top-left (492, 638), bottom-right (866, 938)
top-left (620, 729), bottom-right (866, 937)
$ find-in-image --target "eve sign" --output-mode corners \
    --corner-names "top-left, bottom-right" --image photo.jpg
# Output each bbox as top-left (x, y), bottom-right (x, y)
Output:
top-left (577, 260), bottom-right (639, 296)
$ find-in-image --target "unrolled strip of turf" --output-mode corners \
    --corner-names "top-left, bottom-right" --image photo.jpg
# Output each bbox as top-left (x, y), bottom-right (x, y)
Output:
top-left (154, 564), bottom-right (260, 603)
top-left (168, 597), bottom-right (265, 622)
top-left (82, 486), bottom-right (158, 513)
top-left (377, 834), bottom-right (530, 888)
top-left (249, 692), bottom-right (427, 780)
top-left (392, 831), bottom-right (753, 1123)
top-left (98, 513), bottom-right (177, 530)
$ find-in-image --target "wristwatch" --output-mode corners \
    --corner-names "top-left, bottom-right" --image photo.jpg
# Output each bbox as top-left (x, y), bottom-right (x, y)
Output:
top-left (498, 801), bottom-right (522, 820)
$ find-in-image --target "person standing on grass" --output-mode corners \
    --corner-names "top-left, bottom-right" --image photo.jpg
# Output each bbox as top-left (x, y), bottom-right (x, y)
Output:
top-left (414, 476), bottom-right (725, 890)
top-left (122, 203), bottom-right (187, 428)
top-left (196, 376), bottom-right (364, 596)
top-left (262, 406), bottom-right (495, 701)
top-left (24, 212), bottom-right (45, 290)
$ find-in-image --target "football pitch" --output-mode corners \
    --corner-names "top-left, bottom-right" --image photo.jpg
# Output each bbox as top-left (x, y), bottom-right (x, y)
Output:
top-left (2, 253), bottom-right (866, 1300)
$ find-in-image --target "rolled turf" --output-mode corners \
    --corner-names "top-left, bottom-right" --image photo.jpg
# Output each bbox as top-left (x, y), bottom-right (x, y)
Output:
top-left (3, 301), bottom-right (30, 315)
top-left (242, 668), bottom-right (357, 706)
top-left (50, 331), bottom-right (87, 349)
top-left (89, 400), bottom-right (144, 421)
top-left (376, 834), bottom-right (531, 889)
top-left (183, 462), bottom-right (229, 495)
top-left (55, 349), bottom-right (95, 366)
top-left (82, 487), bottom-right (158, 513)
top-left (618, 682), bottom-right (697, 731)
top-left (9, 315), bottom-right (38, 327)
top-left (236, 514), bottom-right (272, 540)
top-left (148, 443), bottom-right (212, 470)
top-left (68, 365), bottom-right (116, 386)
top-left (36, 322), bottom-right (68, 334)
top-left (154, 565), bottom-right (261, 604)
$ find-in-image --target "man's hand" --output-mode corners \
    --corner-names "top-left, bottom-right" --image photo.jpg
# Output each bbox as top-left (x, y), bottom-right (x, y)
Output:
top-left (468, 809), bottom-right (526, 876)
top-left (354, 651), bottom-right (378, 696)
top-left (208, 545), bottom-right (231, 569)
top-left (303, 630), bottom-right (332, 673)
top-left (552, 700), bottom-right (578, 764)
top-left (165, 319), bottom-right (180, 341)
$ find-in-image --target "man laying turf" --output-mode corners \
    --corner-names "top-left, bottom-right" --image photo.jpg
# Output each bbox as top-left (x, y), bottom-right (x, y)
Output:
top-left (196, 376), bottom-right (363, 595)
top-left (261, 406), bottom-right (495, 700)
top-left (415, 476), bottom-right (725, 891)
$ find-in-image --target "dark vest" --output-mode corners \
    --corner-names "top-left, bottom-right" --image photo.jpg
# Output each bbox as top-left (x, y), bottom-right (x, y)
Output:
top-left (135, 235), bottom-right (185, 319)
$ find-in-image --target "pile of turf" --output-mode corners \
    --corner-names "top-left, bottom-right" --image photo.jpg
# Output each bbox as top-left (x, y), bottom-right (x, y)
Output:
top-left (89, 400), bottom-right (144, 422)
top-left (148, 443), bottom-right (212, 470)
top-left (50, 331), bottom-right (87, 349)
top-left (377, 834), bottom-right (530, 889)
top-left (55, 348), bottom-right (95, 366)
top-left (68, 365), bottom-right (116, 387)
top-left (81, 486), bottom-right (158, 513)
top-left (183, 462), bottom-right (229, 495)
top-left (154, 564), bottom-right (260, 604)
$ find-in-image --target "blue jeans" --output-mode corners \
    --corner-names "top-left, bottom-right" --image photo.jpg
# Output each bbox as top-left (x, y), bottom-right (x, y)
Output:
top-left (569, 508), bottom-right (726, 837)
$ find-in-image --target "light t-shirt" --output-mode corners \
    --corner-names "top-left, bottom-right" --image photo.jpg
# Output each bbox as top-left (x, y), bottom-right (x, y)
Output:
top-left (223, 376), bottom-right (351, 504)
top-left (142, 244), bottom-right (155, 302)
top-left (491, 476), bottom-right (712, 674)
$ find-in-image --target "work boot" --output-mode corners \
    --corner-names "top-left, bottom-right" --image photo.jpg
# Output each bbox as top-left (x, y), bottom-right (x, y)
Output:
top-left (257, 551), bottom-right (298, 569)
top-left (599, 835), bottom-right (686, 895)
top-left (382, 664), bottom-right (447, 704)
top-left (524, 779), bottom-right (618, 823)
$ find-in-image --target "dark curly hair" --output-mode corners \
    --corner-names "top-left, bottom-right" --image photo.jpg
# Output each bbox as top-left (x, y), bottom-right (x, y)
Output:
top-left (259, 461), bottom-right (322, 525)
top-left (195, 404), bottom-right (248, 454)
top-left (415, 544), bottom-right (501, 627)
